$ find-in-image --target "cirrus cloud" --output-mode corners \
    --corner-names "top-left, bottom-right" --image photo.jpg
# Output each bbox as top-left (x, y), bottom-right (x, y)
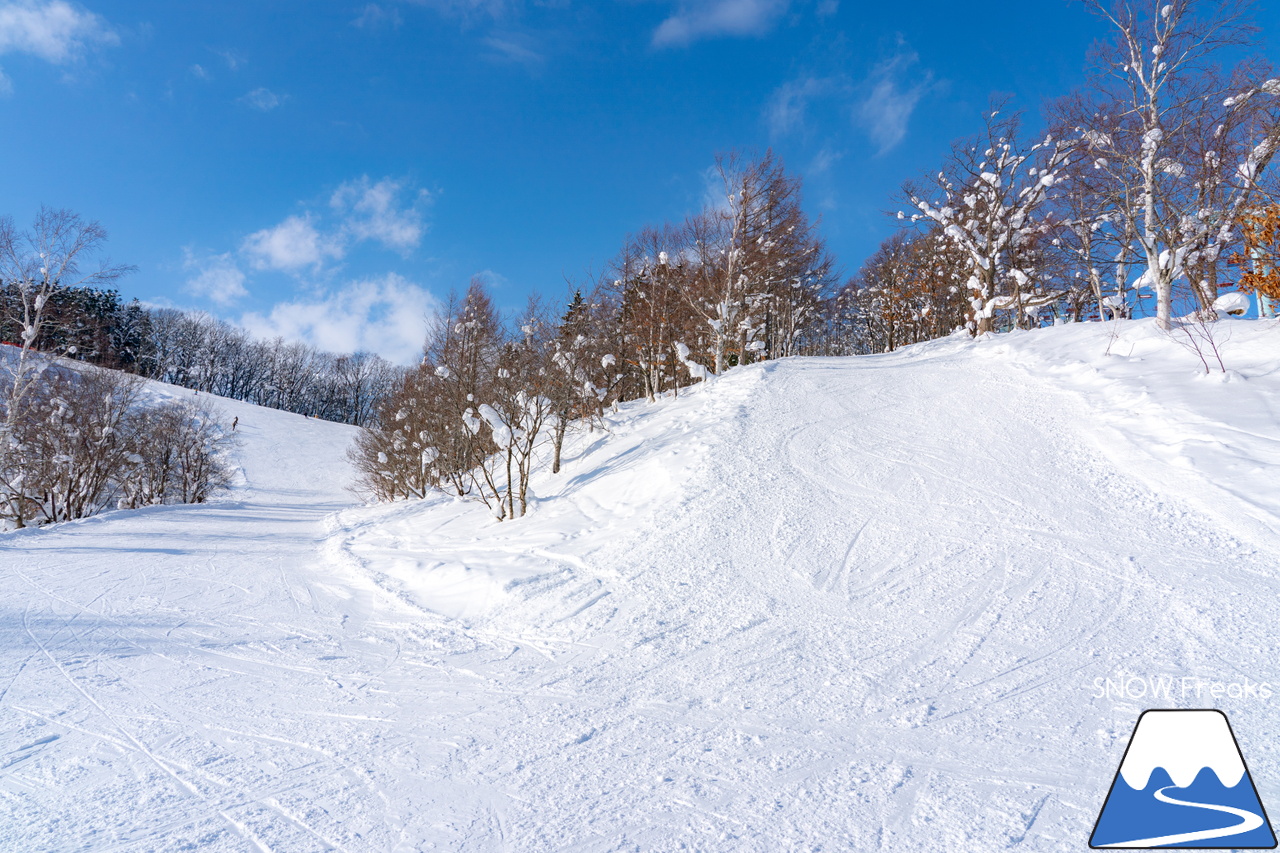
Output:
top-left (651, 0), bottom-right (789, 48)
top-left (858, 42), bottom-right (936, 155)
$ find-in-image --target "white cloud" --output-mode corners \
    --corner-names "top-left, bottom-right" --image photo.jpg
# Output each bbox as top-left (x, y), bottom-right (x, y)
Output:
top-left (472, 268), bottom-right (509, 289)
top-left (406, 0), bottom-right (512, 20)
top-left (242, 215), bottom-right (343, 273)
top-left (239, 86), bottom-right (282, 111)
top-left (482, 33), bottom-right (542, 66)
top-left (353, 3), bottom-right (403, 28)
top-left (330, 176), bottom-right (429, 254)
top-left (239, 176), bottom-right (428, 277)
top-left (183, 249), bottom-right (249, 306)
top-left (858, 44), bottom-right (934, 155)
top-left (239, 274), bottom-right (440, 364)
top-left (189, 62), bottom-right (210, 80)
top-left (0, 0), bottom-right (116, 63)
top-left (652, 0), bottom-right (788, 48)
top-left (699, 164), bottom-right (733, 213)
top-left (0, 0), bottom-right (115, 91)
top-left (217, 48), bottom-right (245, 70)
top-left (765, 75), bottom-right (836, 138)
top-left (808, 145), bottom-right (840, 177)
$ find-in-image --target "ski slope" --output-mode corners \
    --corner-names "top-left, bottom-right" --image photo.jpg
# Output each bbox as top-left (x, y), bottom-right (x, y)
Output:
top-left (3, 318), bottom-right (1280, 851)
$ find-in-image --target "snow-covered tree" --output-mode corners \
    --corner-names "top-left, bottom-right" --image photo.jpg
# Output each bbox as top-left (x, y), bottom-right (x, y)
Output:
top-left (0, 363), bottom-right (235, 528)
top-left (351, 278), bottom-right (528, 512)
top-left (837, 230), bottom-right (970, 353)
top-left (1073, 0), bottom-right (1280, 326)
top-left (686, 151), bottom-right (836, 370)
top-left (905, 108), bottom-right (1074, 334)
top-left (612, 225), bottom-right (698, 401)
top-left (545, 289), bottom-right (622, 474)
top-left (0, 209), bottom-right (132, 527)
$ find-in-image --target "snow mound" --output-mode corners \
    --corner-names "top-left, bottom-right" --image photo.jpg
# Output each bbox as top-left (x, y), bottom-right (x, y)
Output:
top-left (1214, 291), bottom-right (1252, 315)
top-left (330, 365), bottom-right (766, 625)
top-left (976, 317), bottom-right (1280, 542)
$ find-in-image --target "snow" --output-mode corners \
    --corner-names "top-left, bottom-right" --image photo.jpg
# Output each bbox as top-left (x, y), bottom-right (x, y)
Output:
top-left (1214, 290), bottom-right (1251, 315)
top-left (5, 320), bottom-right (1280, 850)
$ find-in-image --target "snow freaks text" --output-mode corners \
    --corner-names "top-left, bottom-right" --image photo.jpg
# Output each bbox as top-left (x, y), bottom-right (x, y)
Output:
top-left (1092, 675), bottom-right (1274, 702)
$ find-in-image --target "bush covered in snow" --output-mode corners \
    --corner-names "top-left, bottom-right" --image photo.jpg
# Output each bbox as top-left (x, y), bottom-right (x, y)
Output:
top-left (0, 360), bottom-right (237, 529)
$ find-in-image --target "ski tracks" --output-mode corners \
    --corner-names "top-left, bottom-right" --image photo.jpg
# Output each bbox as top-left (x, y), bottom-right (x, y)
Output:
top-left (0, 501), bottom-right (429, 852)
top-left (443, 352), bottom-right (1280, 849)
top-left (5, 350), bottom-right (1280, 850)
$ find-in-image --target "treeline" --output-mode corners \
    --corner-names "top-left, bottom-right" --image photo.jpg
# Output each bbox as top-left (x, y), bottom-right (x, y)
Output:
top-left (838, 0), bottom-right (1280, 355)
top-left (356, 0), bottom-right (1280, 518)
top-left (142, 310), bottom-right (404, 426)
top-left (0, 281), bottom-right (405, 426)
top-left (353, 151), bottom-right (840, 518)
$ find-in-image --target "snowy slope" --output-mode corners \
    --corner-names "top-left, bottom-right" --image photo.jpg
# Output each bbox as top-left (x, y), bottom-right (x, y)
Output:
top-left (3, 318), bottom-right (1280, 851)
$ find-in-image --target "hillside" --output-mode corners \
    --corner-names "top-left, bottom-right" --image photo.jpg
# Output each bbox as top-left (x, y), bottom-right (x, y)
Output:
top-left (2, 318), bottom-right (1279, 851)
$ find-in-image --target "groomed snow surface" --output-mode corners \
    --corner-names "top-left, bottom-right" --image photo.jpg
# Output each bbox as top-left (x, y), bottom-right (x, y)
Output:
top-left (3, 317), bottom-right (1280, 851)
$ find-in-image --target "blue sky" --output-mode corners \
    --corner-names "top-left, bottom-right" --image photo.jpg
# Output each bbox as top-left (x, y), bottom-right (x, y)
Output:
top-left (3, 0), bottom-right (1277, 362)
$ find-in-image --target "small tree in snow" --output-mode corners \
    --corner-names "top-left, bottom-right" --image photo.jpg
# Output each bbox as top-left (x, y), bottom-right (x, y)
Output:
top-left (545, 289), bottom-right (622, 474)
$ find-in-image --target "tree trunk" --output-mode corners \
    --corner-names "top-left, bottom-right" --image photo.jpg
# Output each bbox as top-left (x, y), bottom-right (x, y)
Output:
top-left (1155, 275), bottom-right (1173, 329)
top-left (551, 418), bottom-right (567, 475)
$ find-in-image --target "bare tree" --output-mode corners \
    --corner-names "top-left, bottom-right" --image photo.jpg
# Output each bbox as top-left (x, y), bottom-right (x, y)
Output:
top-left (351, 279), bottom-right (509, 508)
top-left (611, 225), bottom-right (692, 401)
top-left (0, 209), bottom-right (132, 527)
top-left (119, 398), bottom-right (237, 508)
top-left (685, 151), bottom-right (837, 371)
top-left (837, 229), bottom-right (972, 354)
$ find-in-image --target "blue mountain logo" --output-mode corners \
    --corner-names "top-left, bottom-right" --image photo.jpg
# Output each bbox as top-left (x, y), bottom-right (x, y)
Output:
top-left (1091, 709), bottom-right (1276, 848)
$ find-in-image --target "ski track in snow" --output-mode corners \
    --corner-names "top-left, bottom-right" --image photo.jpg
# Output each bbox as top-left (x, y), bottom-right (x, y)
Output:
top-left (3, 322), bottom-right (1280, 850)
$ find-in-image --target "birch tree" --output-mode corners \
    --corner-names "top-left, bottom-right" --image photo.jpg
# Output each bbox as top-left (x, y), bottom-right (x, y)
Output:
top-left (1075, 0), bottom-right (1280, 326)
top-left (0, 209), bottom-right (131, 527)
